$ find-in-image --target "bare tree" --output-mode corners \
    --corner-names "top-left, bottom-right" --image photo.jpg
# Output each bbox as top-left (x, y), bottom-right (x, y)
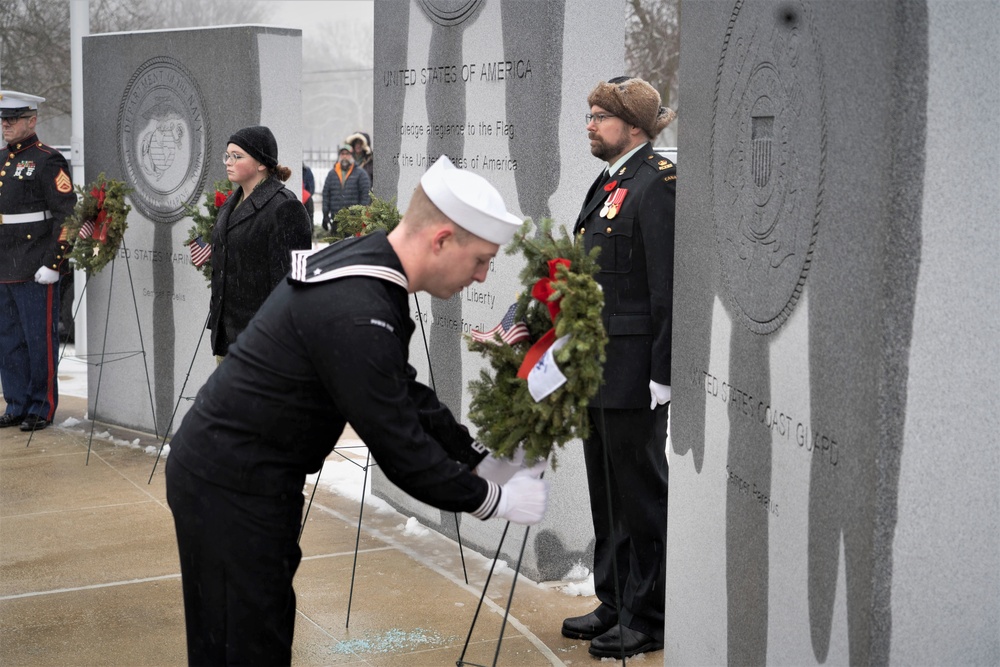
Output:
top-left (625, 0), bottom-right (681, 143)
top-left (301, 18), bottom-right (374, 152)
top-left (0, 0), bottom-right (263, 137)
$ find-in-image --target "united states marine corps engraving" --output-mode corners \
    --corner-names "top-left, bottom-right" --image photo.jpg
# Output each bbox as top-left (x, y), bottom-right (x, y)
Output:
top-left (118, 57), bottom-right (208, 223)
top-left (712, 0), bottom-right (826, 335)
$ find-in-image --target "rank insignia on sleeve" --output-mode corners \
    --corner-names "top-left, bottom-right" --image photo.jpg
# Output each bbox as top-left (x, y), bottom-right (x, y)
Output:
top-left (55, 169), bottom-right (72, 193)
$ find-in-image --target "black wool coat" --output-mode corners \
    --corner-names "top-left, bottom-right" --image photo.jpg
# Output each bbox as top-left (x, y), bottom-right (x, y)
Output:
top-left (574, 143), bottom-right (677, 409)
top-left (209, 177), bottom-right (312, 356)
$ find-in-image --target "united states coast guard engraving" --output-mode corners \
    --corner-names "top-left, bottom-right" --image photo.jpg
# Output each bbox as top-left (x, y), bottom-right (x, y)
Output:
top-left (712, 1), bottom-right (826, 335)
top-left (118, 57), bottom-right (208, 224)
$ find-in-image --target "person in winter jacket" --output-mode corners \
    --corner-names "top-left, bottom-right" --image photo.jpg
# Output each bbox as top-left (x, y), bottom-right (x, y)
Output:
top-left (209, 125), bottom-right (312, 357)
top-left (322, 144), bottom-right (371, 232)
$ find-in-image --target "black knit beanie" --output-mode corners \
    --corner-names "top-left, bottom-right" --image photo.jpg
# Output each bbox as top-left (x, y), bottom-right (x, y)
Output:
top-left (228, 125), bottom-right (278, 169)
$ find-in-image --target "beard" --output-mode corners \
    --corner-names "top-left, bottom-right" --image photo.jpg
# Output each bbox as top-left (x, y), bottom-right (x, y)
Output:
top-left (339, 158), bottom-right (352, 169)
top-left (589, 132), bottom-right (629, 162)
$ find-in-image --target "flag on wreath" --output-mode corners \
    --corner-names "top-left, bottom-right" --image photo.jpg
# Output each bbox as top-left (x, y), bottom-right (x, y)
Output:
top-left (189, 236), bottom-right (212, 268)
top-left (471, 302), bottom-right (529, 345)
top-left (78, 220), bottom-right (95, 240)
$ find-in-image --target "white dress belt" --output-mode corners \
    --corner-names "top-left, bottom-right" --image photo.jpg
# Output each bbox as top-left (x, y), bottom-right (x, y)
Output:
top-left (0, 211), bottom-right (53, 224)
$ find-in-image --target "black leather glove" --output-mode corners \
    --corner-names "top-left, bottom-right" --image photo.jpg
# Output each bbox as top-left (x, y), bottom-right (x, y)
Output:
top-left (322, 212), bottom-right (331, 230)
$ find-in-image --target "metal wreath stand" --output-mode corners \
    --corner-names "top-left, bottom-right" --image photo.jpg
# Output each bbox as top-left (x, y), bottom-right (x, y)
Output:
top-left (455, 388), bottom-right (631, 666)
top-left (43, 236), bottom-right (158, 463)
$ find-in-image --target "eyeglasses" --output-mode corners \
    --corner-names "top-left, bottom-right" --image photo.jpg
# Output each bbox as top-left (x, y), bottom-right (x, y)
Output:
top-left (222, 152), bottom-right (247, 164)
top-left (585, 113), bottom-right (617, 125)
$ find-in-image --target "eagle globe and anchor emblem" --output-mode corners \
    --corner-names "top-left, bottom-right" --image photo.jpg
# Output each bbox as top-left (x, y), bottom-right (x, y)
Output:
top-left (118, 57), bottom-right (209, 224)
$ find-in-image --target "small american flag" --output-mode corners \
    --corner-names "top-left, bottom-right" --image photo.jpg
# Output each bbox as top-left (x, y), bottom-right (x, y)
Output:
top-left (471, 302), bottom-right (530, 345)
top-left (189, 236), bottom-right (212, 268)
top-left (78, 221), bottom-right (95, 240)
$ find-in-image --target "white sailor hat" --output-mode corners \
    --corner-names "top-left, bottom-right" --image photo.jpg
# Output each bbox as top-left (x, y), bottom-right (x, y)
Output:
top-left (420, 155), bottom-right (522, 245)
top-left (0, 90), bottom-right (45, 118)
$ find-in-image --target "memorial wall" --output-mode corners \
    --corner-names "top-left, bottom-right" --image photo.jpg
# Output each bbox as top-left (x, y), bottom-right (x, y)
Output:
top-left (82, 26), bottom-right (303, 436)
top-left (668, 1), bottom-right (998, 664)
top-left (371, 0), bottom-right (624, 581)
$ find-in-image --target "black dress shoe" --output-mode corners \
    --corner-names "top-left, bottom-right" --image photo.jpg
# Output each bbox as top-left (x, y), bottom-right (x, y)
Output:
top-left (0, 413), bottom-right (25, 428)
top-left (19, 415), bottom-right (50, 432)
top-left (589, 624), bottom-right (664, 658)
top-left (561, 607), bottom-right (618, 640)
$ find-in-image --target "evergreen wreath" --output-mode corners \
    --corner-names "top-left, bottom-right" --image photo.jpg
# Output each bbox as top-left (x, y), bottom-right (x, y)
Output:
top-left (466, 218), bottom-right (606, 467)
top-left (62, 173), bottom-right (132, 275)
top-left (325, 194), bottom-right (401, 242)
top-left (183, 180), bottom-right (232, 281)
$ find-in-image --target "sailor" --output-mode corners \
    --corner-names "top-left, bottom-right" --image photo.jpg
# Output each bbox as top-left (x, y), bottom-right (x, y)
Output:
top-left (166, 155), bottom-right (547, 665)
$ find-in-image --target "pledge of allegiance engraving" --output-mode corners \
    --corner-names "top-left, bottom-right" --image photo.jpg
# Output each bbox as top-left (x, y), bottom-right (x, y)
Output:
top-left (118, 57), bottom-right (208, 224)
top-left (712, 1), bottom-right (826, 335)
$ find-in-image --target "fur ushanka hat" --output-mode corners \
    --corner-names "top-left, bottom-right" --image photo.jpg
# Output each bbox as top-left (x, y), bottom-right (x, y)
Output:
top-left (587, 76), bottom-right (676, 139)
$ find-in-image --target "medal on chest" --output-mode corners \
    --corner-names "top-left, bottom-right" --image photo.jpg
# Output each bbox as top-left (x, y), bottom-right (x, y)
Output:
top-left (600, 187), bottom-right (628, 219)
top-left (13, 160), bottom-right (35, 178)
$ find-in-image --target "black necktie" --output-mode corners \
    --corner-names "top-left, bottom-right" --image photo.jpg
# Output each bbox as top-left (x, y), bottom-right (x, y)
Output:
top-left (591, 169), bottom-right (611, 204)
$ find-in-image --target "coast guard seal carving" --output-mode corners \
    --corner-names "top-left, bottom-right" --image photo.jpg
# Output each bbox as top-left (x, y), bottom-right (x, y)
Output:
top-left (118, 57), bottom-right (209, 224)
top-left (712, 1), bottom-right (826, 335)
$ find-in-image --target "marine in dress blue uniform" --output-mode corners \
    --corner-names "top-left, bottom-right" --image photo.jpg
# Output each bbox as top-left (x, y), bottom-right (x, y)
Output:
top-left (563, 77), bottom-right (677, 659)
top-left (0, 91), bottom-right (75, 432)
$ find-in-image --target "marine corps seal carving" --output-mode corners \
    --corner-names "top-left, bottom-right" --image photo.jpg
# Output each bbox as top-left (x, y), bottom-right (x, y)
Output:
top-left (117, 57), bottom-right (209, 224)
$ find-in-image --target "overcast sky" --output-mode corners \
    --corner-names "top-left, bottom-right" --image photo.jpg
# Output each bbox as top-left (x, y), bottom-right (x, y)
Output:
top-left (264, 0), bottom-right (373, 42)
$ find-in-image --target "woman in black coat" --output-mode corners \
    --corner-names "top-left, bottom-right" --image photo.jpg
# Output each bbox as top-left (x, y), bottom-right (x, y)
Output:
top-left (209, 126), bottom-right (312, 357)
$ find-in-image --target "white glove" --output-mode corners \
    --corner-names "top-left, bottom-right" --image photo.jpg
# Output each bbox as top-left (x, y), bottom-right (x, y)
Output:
top-left (475, 445), bottom-right (534, 485)
top-left (34, 266), bottom-right (60, 284)
top-left (493, 464), bottom-right (549, 525)
top-left (650, 380), bottom-right (671, 410)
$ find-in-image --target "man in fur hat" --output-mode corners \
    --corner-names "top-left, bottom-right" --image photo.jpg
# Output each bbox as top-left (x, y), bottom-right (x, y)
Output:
top-left (562, 76), bottom-right (677, 658)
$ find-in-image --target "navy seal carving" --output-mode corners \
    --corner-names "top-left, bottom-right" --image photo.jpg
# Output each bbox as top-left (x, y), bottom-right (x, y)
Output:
top-left (118, 57), bottom-right (209, 224)
top-left (712, 1), bottom-right (826, 335)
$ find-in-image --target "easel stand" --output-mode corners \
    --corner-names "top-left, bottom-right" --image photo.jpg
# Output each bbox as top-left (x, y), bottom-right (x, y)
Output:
top-left (455, 517), bottom-right (533, 667)
top-left (38, 239), bottom-right (158, 462)
top-left (148, 307), bottom-right (210, 483)
top-left (457, 398), bottom-right (630, 665)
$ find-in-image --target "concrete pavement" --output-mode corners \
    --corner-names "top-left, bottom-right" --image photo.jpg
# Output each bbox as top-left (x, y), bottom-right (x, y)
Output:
top-left (0, 392), bottom-right (647, 666)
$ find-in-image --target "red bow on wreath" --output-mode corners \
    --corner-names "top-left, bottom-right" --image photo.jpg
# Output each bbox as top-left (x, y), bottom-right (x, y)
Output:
top-left (214, 190), bottom-right (230, 208)
top-left (517, 257), bottom-right (571, 379)
top-left (90, 184), bottom-right (111, 244)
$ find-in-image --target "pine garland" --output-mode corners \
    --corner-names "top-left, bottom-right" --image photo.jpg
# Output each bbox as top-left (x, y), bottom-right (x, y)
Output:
top-left (467, 218), bottom-right (606, 467)
top-left (62, 173), bottom-right (132, 275)
top-left (325, 194), bottom-right (401, 242)
top-left (183, 180), bottom-right (232, 281)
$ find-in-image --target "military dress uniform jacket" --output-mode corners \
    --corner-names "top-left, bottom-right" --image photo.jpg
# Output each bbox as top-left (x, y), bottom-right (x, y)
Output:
top-left (170, 232), bottom-right (498, 517)
top-left (208, 176), bottom-right (312, 356)
top-left (574, 143), bottom-right (676, 410)
top-left (0, 135), bottom-right (75, 282)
